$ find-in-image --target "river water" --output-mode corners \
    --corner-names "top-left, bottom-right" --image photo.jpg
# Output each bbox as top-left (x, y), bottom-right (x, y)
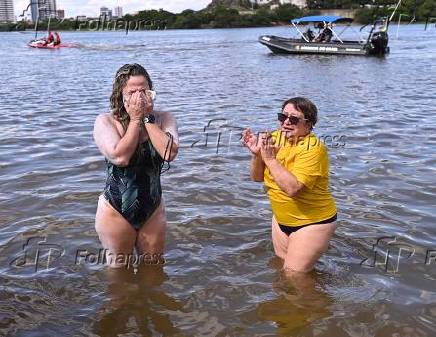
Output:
top-left (1, 24), bottom-right (435, 336)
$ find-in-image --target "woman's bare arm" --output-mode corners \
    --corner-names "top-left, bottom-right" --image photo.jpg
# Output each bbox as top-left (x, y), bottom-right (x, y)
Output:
top-left (145, 111), bottom-right (179, 162)
top-left (264, 159), bottom-right (304, 197)
top-left (93, 114), bottom-right (142, 167)
top-left (260, 139), bottom-right (304, 197)
top-left (250, 154), bottom-right (265, 182)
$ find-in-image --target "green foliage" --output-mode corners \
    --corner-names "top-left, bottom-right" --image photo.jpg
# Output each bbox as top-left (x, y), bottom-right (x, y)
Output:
top-left (172, 10), bottom-right (202, 28)
top-left (307, 0), bottom-right (397, 8)
top-left (0, 23), bottom-right (23, 31)
top-left (354, 8), bottom-right (384, 24)
top-left (307, 0), bottom-right (436, 22)
top-left (134, 8), bottom-right (176, 25)
top-left (416, 0), bottom-right (436, 18)
top-left (275, 4), bottom-right (304, 21)
top-left (354, 0), bottom-right (436, 23)
top-left (165, 4), bottom-right (316, 29)
top-left (9, 0), bottom-right (435, 32)
top-left (212, 6), bottom-right (241, 27)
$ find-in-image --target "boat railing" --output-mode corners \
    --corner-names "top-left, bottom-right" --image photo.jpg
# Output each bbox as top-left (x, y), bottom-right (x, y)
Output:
top-left (291, 21), bottom-right (362, 45)
top-left (290, 22), bottom-right (310, 42)
top-left (330, 26), bottom-right (343, 43)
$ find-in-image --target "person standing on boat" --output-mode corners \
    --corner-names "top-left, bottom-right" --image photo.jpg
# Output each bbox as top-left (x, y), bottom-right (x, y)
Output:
top-left (242, 97), bottom-right (337, 274)
top-left (93, 63), bottom-right (179, 268)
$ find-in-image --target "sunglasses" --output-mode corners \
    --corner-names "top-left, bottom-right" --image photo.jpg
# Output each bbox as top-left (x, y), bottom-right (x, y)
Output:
top-left (277, 113), bottom-right (307, 125)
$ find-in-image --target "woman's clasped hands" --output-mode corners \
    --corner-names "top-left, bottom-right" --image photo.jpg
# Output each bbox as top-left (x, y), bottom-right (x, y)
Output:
top-left (242, 129), bottom-right (280, 165)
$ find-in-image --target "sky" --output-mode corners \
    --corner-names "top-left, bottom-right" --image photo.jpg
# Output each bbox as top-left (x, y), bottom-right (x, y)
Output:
top-left (15, 0), bottom-right (212, 18)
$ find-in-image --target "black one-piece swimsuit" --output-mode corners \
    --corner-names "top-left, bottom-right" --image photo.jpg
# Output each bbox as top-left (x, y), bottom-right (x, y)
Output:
top-left (103, 139), bottom-right (163, 230)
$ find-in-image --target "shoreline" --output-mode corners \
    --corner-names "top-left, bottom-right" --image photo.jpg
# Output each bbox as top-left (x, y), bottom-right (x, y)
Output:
top-left (0, 21), bottom-right (431, 34)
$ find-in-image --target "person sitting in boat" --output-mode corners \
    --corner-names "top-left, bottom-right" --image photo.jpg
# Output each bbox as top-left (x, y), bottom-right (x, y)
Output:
top-left (315, 23), bottom-right (333, 43)
top-left (323, 24), bottom-right (333, 42)
top-left (303, 27), bottom-right (315, 42)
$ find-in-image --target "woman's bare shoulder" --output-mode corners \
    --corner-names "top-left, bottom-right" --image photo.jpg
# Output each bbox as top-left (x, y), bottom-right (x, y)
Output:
top-left (94, 112), bottom-right (124, 136)
top-left (95, 112), bottom-right (115, 124)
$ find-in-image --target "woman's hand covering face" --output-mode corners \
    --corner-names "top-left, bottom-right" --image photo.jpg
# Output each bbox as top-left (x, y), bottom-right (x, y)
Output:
top-left (124, 90), bottom-right (154, 120)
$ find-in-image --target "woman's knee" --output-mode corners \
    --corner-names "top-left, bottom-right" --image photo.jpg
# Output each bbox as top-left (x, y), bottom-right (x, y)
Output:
top-left (136, 219), bottom-right (166, 254)
top-left (284, 252), bottom-right (321, 273)
top-left (137, 231), bottom-right (165, 252)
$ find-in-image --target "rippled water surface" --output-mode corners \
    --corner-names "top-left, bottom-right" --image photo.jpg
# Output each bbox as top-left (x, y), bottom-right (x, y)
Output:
top-left (1, 25), bottom-right (436, 336)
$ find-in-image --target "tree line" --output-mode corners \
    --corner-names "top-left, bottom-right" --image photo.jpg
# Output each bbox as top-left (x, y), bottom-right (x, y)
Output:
top-left (1, 1), bottom-right (435, 31)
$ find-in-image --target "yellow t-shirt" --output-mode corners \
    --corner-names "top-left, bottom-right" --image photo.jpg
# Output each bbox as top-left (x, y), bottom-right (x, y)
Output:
top-left (264, 131), bottom-right (336, 226)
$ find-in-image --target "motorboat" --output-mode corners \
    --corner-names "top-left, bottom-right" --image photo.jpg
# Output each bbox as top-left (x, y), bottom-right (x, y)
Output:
top-left (259, 15), bottom-right (390, 56)
top-left (28, 30), bottom-right (64, 49)
top-left (28, 39), bottom-right (62, 49)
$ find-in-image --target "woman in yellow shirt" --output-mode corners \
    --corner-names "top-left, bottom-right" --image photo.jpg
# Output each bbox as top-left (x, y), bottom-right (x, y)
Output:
top-left (242, 97), bottom-right (337, 273)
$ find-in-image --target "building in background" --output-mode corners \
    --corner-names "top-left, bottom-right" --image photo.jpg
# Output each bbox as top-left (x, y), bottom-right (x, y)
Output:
top-left (31, 0), bottom-right (58, 22)
top-left (57, 9), bottom-right (64, 19)
top-left (100, 7), bottom-right (112, 20)
top-left (250, 0), bottom-right (307, 9)
top-left (280, 0), bottom-right (306, 9)
top-left (0, 0), bottom-right (15, 23)
top-left (22, 11), bottom-right (33, 22)
top-left (113, 6), bottom-right (123, 18)
top-left (252, 0), bottom-right (270, 5)
top-left (30, 1), bottom-right (38, 22)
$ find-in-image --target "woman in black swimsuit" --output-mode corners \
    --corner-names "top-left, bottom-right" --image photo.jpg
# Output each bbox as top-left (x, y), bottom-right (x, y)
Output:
top-left (93, 64), bottom-right (179, 268)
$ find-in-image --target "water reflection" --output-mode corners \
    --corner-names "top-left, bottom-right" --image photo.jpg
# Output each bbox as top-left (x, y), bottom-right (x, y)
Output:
top-left (1, 24), bottom-right (436, 336)
top-left (92, 266), bottom-right (185, 337)
top-left (255, 260), bottom-right (333, 336)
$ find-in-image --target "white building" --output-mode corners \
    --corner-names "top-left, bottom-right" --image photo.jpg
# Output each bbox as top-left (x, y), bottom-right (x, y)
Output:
top-left (0, 0), bottom-right (15, 23)
top-left (113, 6), bottom-right (123, 18)
top-left (281, 0), bottom-right (307, 8)
top-left (31, 0), bottom-right (57, 22)
top-left (100, 7), bottom-right (112, 20)
top-left (250, 0), bottom-right (306, 9)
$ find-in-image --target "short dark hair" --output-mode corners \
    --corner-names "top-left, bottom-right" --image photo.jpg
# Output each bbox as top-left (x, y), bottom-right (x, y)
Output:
top-left (281, 97), bottom-right (318, 129)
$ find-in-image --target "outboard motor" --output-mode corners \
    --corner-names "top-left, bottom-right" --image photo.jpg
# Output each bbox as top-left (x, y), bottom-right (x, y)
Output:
top-left (366, 17), bottom-right (390, 56)
top-left (370, 31), bottom-right (389, 56)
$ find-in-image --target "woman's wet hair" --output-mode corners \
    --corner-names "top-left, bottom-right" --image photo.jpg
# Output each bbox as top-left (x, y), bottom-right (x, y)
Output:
top-left (282, 97), bottom-right (318, 129)
top-left (110, 63), bottom-right (153, 130)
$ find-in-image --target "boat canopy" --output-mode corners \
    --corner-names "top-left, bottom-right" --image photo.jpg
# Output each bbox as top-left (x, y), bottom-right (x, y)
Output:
top-left (291, 15), bottom-right (354, 24)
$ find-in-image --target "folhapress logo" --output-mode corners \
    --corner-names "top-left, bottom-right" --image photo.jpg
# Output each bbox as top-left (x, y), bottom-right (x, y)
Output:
top-left (9, 236), bottom-right (65, 272)
top-left (360, 236), bottom-right (416, 273)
